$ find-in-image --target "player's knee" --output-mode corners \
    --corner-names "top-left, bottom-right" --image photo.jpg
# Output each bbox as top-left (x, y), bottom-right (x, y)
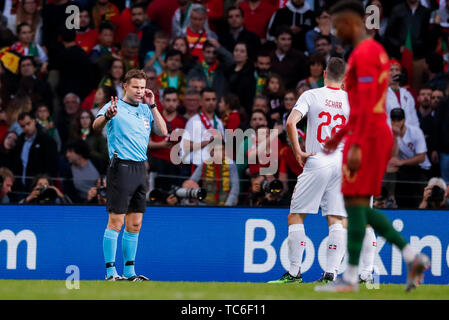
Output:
top-left (107, 214), bottom-right (125, 231)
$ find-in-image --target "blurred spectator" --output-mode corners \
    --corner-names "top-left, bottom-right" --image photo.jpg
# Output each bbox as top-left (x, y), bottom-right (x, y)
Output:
top-left (172, 0), bottom-right (195, 38)
top-left (171, 36), bottom-right (197, 75)
top-left (63, 139), bottom-right (100, 203)
top-left (227, 42), bottom-right (256, 112)
top-left (144, 66), bottom-right (161, 105)
top-left (157, 49), bottom-right (187, 99)
top-left (314, 35), bottom-right (340, 63)
top-left (57, 93), bottom-right (81, 145)
top-left (365, 0), bottom-right (388, 40)
top-left (0, 131), bottom-right (18, 170)
top-left (98, 58), bottom-right (125, 99)
top-left (0, 14), bottom-right (15, 48)
top-left (19, 173), bottom-right (71, 204)
top-left (86, 175), bottom-right (107, 205)
top-left (384, 0), bottom-right (431, 90)
top-left (41, 0), bottom-right (73, 58)
top-left (218, 92), bottom-right (241, 131)
top-left (5, 93), bottom-right (32, 135)
top-left (181, 87), bottom-right (225, 168)
top-left (90, 85), bottom-right (118, 116)
top-left (89, 22), bottom-right (118, 76)
top-left (71, 109), bottom-right (108, 174)
top-left (0, 167), bottom-right (14, 203)
top-left (181, 3), bottom-right (218, 62)
top-left (181, 87), bottom-right (201, 119)
top-left (218, 6), bottom-right (261, 60)
top-left (50, 28), bottom-right (94, 101)
top-left (149, 87), bottom-right (187, 190)
top-left (419, 177), bottom-right (448, 209)
top-left (305, 7), bottom-right (339, 55)
top-left (254, 52), bottom-right (272, 95)
top-left (147, 0), bottom-right (179, 35)
top-left (424, 52), bottom-right (449, 91)
top-left (281, 89), bottom-right (299, 130)
top-left (296, 53), bottom-right (325, 89)
top-left (120, 33), bottom-right (140, 72)
top-left (187, 141), bottom-right (239, 206)
top-left (91, 0), bottom-right (120, 29)
top-left (270, 26), bottom-right (308, 90)
top-left (267, 0), bottom-right (314, 52)
top-left (9, 0), bottom-right (42, 43)
top-left (144, 30), bottom-right (170, 76)
top-left (389, 108), bottom-right (431, 208)
top-left (432, 89), bottom-right (449, 184)
top-left (386, 60), bottom-right (420, 128)
top-left (251, 95), bottom-right (270, 116)
top-left (262, 73), bottom-right (285, 123)
top-left (239, 0), bottom-right (276, 41)
top-left (75, 8), bottom-right (99, 54)
top-left (187, 77), bottom-right (206, 93)
top-left (187, 39), bottom-right (233, 101)
top-left (35, 103), bottom-right (61, 152)
top-left (11, 112), bottom-right (58, 193)
top-left (17, 56), bottom-right (53, 111)
top-left (431, 88), bottom-right (444, 110)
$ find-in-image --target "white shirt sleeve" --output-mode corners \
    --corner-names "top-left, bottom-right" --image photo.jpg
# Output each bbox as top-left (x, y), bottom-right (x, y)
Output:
top-left (293, 91), bottom-right (312, 118)
top-left (413, 126), bottom-right (428, 154)
top-left (404, 91), bottom-right (420, 128)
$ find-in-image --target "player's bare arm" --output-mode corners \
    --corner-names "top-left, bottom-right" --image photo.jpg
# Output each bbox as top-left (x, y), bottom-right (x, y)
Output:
top-left (93, 96), bottom-right (118, 131)
top-left (286, 109), bottom-right (315, 167)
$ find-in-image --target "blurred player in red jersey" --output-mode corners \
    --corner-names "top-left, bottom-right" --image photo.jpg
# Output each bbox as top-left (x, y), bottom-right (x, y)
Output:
top-left (316, 0), bottom-right (429, 293)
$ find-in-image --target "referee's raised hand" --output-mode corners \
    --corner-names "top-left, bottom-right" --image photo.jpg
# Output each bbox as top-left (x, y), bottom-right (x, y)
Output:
top-left (106, 96), bottom-right (118, 119)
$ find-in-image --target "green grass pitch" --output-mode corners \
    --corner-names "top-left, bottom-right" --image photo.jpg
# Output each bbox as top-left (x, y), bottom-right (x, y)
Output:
top-left (0, 280), bottom-right (447, 300)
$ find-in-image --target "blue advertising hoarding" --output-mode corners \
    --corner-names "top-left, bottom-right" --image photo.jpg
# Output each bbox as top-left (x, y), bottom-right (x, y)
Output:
top-left (0, 205), bottom-right (448, 284)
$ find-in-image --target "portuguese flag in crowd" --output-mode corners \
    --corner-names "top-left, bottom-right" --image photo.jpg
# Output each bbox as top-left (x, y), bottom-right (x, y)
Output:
top-left (401, 28), bottom-right (413, 86)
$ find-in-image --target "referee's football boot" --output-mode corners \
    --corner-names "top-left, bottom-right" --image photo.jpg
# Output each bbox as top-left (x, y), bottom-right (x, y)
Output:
top-left (124, 275), bottom-right (150, 282)
top-left (405, 253), bottom-right (430, 292)
top-left (314, 277), bottom-right (359, 292)
top-left (315, 272), bottom-right (334, 284)
top-left (267, 272), bottom-right (303, 284)
top-left (105, 275), bottom-right (125, 281)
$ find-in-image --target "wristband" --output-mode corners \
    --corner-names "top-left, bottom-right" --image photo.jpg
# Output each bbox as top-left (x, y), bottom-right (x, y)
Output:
top-left (149, 103), bottom-right (157, 109)
top-left (104, 113), bottom-right (111, 121)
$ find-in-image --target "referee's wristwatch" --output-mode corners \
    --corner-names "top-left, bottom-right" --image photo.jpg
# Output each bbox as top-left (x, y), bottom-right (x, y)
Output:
top-left (104, 113), bottom-right (111, 121)
top-left (149, 103), bottom-right (157, 109)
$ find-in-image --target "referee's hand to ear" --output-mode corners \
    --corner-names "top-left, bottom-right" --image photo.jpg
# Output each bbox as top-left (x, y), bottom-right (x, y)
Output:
top-left (106, 96), bottom-right (118, 119)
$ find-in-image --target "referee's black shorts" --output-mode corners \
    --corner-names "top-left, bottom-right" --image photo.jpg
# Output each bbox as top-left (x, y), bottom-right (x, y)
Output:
top-left (106, 159), bottom-right (147, 214)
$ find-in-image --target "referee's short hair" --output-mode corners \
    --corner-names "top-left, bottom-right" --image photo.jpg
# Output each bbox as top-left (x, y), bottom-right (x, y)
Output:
top-left (326, 57), bottom-right (346, 82)
top-left (124, 69), bottom-right (147, 84)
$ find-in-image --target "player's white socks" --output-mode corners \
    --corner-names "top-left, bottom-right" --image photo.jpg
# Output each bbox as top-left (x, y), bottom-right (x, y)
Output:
top-left (288, 224), bottom-right (306, 277)
top-left (325, 223), bottom-right (346, 277)
top-left (402, 244), bottom-right (416, 264)
top-left (359, 226), bottom-right (377, 281)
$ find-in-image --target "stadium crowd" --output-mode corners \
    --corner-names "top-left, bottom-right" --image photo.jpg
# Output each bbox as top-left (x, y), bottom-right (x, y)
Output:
top-left (0, 0), bottom-right (448, 208)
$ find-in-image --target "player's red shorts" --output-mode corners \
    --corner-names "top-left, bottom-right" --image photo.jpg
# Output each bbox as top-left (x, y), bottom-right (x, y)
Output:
top-left (341, 125), bottom-right (393, 197)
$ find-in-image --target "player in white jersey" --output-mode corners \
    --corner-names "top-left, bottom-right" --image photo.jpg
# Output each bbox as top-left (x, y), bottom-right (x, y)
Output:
top-left (268, 58), bottom-right (350, 284)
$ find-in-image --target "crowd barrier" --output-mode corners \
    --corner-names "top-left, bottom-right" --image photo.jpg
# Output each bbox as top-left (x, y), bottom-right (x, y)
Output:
top-left (0, 205), bottom-right (448, 284)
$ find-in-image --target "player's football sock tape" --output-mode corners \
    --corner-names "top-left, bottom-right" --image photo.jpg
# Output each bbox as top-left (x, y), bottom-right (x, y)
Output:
top-left (122, 231), bottom-right (139, 278)
top-left (103, 229), bottom-right (120, 278)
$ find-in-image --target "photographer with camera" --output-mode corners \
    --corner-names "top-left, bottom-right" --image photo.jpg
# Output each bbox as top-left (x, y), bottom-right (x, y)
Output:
top-left (87, 176), bottom-right (108, 205)
top-left (148, 179), bottom-right (207, 206)
top-left (250, 174), bottom-right (287, 207)
top-left (20, 174), bottom-right (72, 204)
top-left (419, 177), bottom-right (449, 209)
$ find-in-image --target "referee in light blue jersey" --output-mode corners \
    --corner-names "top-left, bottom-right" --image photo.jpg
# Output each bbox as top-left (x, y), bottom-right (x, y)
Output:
top-left (93, 69), bottom-right (167, 281)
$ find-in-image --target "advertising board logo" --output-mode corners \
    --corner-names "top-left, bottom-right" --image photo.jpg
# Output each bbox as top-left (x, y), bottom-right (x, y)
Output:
top-left (0, 229), bottom-right (37, 270)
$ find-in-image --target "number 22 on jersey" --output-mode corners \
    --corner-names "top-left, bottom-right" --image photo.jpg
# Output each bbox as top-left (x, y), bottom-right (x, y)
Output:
top-left (317, 111), bottom-right (346, 143)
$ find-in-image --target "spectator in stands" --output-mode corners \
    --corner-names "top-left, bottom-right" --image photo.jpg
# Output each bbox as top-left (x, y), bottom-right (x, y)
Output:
top-left (144, 30), bottom-right (170, 76)
top-left (270, 26), bottom-right (308, 90)
top-left (262, 73), bottom-right (285, 123)
top-left (187, 77), bottom-right (206, 94)
top-left (5, 93), bottom-right (32, 135)
top-left (171, 36), bottom-right (197, 75)
top-left (296, 53), bottom-right (325, 89)
top-left (120, 33), bottom-right (140, 72)
top-left (35, 103), bottom-right (61, 152)
top-left (0, 131), bottom-right (18, 170)
top-left (20, 173), bottom-right (71, 204)
top-left (0, 167), bottom-right (14, 203)
top-left (149, 87), bottom-right (187, 190)
top-left (11, 22), bottom-right (48, 71)
top-left (91, 0), bottom-right (120, 29)
top-left (172, 0), bottom-right (195, 39)
top-left (389, 108), bottom-right (431, 208)
top-left (63, 139), bottom-right (100, 203)
top-left (267, 0), bottom-right (314, 52)
top-left (41, 0), bottom-right (72, 57)
top-left (8, 0), bottom-right (42, 45)
top-left (432, 89), bottom-right (449, 184)
top-left (254, 52), bottom-right (272, 95)
top-left (365, 0), bottom-right (388, 41)
top-left (424, 52), bottom-right (449, 92)
top-left (227, 42), bottom-right (256, 112)
top-left (144, 66), bottom-right (161, 105)
top-left (431, 88), bottom-right (444, 110)
top-left (218, 6), bottom-right (261, 60)
top-left (305, 7), bottom-right (339, 55)
top-left (50, 28), bottom-right (94, 101)
top-left (385, 0), bottom-right (431, 90)
top-left (90, 22), bottom-right (118, 76)
top-left (181, 87), bottom-right (201, 120)
top-left (314, 35), bottom-right (341, 63)
top-left (90, 85), bottom-right (118, 117)
top-left (238, 0), bottom-right (276, 41)
top-left (386, 60), bottom-right (420, 128)
top-left (187, 39), bottom-right (233, 101)
top-left (251, 95), bottom-right (270, 116)
top-left (11, 112), bottom-right (58, 192)
top-left (218, 92), bottom-right (241, 131)
top-left (99, 58), bottom-right (125, 99)
top-left (71, 109), bottom-right (108, 174)
top-left (57, 93), bottom-right (81, 145)
top-left (76, 8), bottom-right (98, 54)
top-left (181, 4), bottom-right (218, 62)
top-left (86, 175), bottom-right (107, 205)
top-left (418, 177), bottom-right (448, 209)
top-left (281, 89), bottom-right (299, 130)
top-left (17, 56), bottom-right (53, 111)
top-left (147, 0), bottom-right (178, 35)
top-left (186, 141), bottom-right (239, 206)
top-left (157, 49), bottom-right (187, 99)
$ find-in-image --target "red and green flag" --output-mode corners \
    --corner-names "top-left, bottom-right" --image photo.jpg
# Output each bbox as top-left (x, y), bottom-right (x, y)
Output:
top-left (401, 28), bottom-right (413, 86)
